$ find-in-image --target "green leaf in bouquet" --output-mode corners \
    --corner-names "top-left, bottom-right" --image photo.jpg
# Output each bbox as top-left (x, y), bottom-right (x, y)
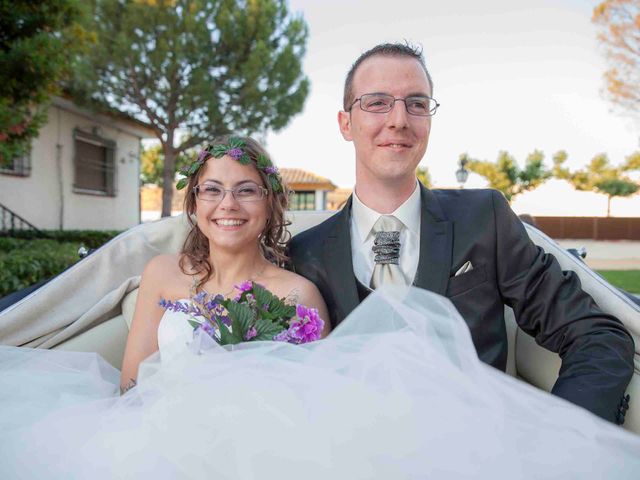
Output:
top-left (214, 316), bottom-right (238, 345)
top-left (269, 301), bottom-right (296, 319)
top-left (225, 300), bottom-right (256, 343)
top-left (253, 318), bottom-right (285, 341)
top-left (188, 319), bottom-right (201, 330)
top-left (252, 283), bottom-right (277, 309)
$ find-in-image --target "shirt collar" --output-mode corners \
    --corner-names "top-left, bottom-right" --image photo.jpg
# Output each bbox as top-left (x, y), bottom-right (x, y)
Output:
top-left (352, 180), bottom-right (421, 243)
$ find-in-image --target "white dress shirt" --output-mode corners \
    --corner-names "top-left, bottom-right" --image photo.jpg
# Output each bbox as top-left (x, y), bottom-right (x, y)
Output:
top-left (350, 182), bottom-right (422, 287)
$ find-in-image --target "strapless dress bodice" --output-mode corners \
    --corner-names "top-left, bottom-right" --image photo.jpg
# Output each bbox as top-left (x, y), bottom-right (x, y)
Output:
top-left (157, 300), bottom-right (202, 362)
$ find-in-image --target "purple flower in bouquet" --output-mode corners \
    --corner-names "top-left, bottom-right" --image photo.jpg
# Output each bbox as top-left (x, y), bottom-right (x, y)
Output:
top-left (244, 327), bottom-right (258, 341)
top-left (159, 299), bottom-right (194, 316)
top-left (274, 305), bottom-right (324, 344)
top-left (263, 165), bottom-right (278, 175)
top-left (193, 291), bottom-right (207, 305)
top-left (162, 282), bottom-right (324, 346)
top-left (233, 280), bottom-right (253, 301)
top-left (233, 281), bottom-right (265, 301)
top-left (199, 321), bottom-right (218, 338)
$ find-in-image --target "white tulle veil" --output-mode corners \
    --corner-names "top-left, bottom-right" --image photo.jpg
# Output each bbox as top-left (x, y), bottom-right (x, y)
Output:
top-left (1, 286), bottom-right (639, 479)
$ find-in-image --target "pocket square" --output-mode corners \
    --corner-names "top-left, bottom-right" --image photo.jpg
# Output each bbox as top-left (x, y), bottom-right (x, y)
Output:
top-left (454, 261), bottom-right (474, 277)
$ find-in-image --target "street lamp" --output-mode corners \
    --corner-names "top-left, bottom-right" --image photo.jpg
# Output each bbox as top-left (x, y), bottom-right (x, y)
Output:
top-left (455, 157), bottom-right (469, 189)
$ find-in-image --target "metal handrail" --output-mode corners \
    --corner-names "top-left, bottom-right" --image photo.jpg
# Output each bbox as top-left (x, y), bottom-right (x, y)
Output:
top-left (0, 203), bottom-right (40, 233)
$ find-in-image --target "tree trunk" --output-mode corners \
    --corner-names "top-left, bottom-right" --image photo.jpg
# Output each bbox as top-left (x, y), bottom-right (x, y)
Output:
top-left (607, 195), bottom-right (612, 217)
top-left (161, 141), bottom-right (176, 218)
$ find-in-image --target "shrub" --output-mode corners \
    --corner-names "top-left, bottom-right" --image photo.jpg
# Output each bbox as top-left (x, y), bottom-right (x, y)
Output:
top-left (0, 230), bottom-right (121, 249)
top-left (0, 231), bottom-right (121, 297)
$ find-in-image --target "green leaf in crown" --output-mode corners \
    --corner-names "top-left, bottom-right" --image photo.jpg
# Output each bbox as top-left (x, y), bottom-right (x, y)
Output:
top-left (238, 152), bottom-right (251, 165)
top-left (176, 178), bottom-right (188, 190)
top-left (269, 176), bottom-right (282, 193)
top-left (256, 154), bottom-right (270, 169)
top-left (228, 137), bottom-right (245, 149)
top-left (211, 144), bottom-right (228, 158)
top-left (187, 161), bottom-right (201, 176)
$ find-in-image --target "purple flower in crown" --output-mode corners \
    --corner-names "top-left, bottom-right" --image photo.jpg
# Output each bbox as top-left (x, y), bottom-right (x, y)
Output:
top-left (197, 149), bottom-right (211, 163)
top-left (226, 148), bottom-right (244, 160)
top-left (263, 165), bottom-right (278, 175)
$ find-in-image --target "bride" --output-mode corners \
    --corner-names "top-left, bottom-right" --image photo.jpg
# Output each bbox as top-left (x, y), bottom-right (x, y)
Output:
top-left (1, 137), bottom-right (640, 479)
top-left (119, 135), bottom-right (330, 394)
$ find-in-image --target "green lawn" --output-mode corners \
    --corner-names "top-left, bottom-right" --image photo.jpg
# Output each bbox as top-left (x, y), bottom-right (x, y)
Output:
top-left (596, 270), bottom-right (640, 294)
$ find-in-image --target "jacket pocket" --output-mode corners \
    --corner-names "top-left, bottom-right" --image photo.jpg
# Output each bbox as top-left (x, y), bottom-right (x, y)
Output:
top-left (446, 264), bottom-right (487, 297)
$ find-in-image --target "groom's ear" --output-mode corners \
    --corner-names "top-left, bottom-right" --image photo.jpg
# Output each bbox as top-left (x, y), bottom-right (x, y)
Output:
top-left (338, 110), bottom-right (353, 141)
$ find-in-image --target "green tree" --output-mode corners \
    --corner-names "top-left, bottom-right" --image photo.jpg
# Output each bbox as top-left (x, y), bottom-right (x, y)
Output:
top-left (464, 149), bottom-right (551, 202)
top-left (596, 179), bottom-right (639, 216)
top-left (73, 0), bottom-right (310, 216)
top-left (553, 152), bottom-right (639, 216)
top-left (592, 1), bottom-right (640, 120)
top-left (140, 142), bottom-right (191, 186)
top-left (0, 0), bottom-right (90, 165)
top-left (416, 166), bottom-right (431, 188)
top-left (623, 151), bottom-right (640, 171)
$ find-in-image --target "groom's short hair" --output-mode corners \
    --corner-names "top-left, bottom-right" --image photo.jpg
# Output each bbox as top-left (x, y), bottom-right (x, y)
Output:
top-left (342, 42), bottom-right (433, 110)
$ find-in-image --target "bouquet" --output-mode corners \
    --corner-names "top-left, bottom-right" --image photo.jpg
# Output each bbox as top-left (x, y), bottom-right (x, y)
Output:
top-left (160, 281), bottom-right (324, 345)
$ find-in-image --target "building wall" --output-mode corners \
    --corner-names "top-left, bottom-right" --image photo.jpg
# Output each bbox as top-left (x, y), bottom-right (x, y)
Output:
top-left (0, 101), bottom-right (146, 230)
top-left (314, 189), bottom-right (326, 210)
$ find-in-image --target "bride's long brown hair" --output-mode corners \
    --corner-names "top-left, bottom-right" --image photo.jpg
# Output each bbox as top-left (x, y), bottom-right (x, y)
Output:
top-left (179, 136), bottom-right (290, 290)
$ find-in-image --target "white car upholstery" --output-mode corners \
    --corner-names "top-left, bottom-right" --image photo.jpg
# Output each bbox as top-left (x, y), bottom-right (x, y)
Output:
top-left (15, 211), bottom-right (640, 433)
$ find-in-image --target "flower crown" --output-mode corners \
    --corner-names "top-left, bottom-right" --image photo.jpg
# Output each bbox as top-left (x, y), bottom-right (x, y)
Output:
top-left (176, 137), bottom-right (283, 193)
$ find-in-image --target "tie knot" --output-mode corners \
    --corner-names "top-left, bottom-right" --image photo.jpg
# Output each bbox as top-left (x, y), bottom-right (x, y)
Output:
top-left (371, 215), bottom-right (403, 265)
top-left (372, 215), bottom-right (404, 234)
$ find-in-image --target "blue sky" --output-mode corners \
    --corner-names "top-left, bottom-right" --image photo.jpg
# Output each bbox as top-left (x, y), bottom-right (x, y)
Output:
top-left (266, 0), bottom-right (639, 188)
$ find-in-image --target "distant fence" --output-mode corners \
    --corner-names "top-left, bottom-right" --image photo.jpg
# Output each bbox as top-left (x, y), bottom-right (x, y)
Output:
top-left (533, 217), bottom-right (640, 240)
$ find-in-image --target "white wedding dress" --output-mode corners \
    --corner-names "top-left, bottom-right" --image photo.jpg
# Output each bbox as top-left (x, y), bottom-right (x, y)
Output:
top-left (1, 286), bottom-right (639, 479)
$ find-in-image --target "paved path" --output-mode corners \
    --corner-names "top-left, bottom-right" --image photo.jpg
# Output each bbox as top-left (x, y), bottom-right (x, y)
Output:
top-left (555, 240), bottom-right (640, 270)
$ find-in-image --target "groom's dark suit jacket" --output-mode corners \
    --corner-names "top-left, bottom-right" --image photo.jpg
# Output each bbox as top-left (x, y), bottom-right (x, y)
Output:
top-left (289, 186), bottom-right (634, 423)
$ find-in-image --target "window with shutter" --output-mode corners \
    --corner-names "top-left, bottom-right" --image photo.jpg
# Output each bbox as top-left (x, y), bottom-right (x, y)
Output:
top-left (73, 130), bottom-right (116, 196)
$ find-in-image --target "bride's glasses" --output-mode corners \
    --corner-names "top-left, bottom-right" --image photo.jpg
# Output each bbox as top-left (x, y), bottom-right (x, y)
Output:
top-left (194, 182), bottom-right (268, 203)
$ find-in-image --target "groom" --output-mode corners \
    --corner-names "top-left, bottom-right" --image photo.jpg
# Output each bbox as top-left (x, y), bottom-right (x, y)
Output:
top-left (289, 43), bottom-right (634, 424)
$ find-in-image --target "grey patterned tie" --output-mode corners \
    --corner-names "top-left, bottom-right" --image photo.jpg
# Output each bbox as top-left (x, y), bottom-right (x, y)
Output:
top-left (370, 215), bottom-right (407, 288)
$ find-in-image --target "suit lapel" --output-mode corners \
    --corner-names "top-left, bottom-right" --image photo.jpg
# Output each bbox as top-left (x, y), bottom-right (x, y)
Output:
top-left (413, 186), bottom-right (453, 295)
top-left (323, 197), bottom-right (360, 320)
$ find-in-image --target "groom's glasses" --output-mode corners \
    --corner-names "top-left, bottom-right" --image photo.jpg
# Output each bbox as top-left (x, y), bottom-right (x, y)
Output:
top-left (194, 182), bottom-right (268, 203)
top-left (348, 93), bottom-right (440, 116)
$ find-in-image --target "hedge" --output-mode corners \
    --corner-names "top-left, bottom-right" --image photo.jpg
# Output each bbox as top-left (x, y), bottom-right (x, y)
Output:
top-left (0, 231), bottom-right (121, 297)
top-left (0, 229), bottom-right (122, 249)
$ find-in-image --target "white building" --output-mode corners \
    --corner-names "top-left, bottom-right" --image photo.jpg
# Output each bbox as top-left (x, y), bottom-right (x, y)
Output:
top-left (0, 97), bottom-right (155, 230)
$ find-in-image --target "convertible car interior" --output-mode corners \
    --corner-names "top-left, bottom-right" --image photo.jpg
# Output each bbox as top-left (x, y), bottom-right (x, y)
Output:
top-left (1, 211), bottom-right (638, 433)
